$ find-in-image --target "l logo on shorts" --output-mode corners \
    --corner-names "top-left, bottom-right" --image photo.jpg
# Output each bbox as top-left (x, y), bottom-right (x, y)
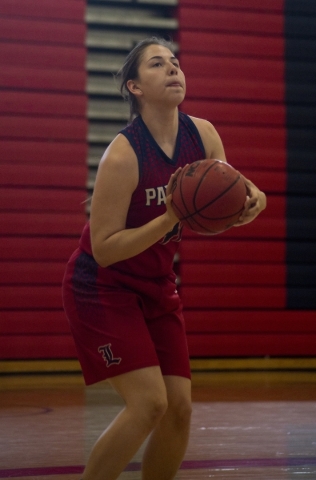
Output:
top-left (98, 344), bottom-right (122, 367)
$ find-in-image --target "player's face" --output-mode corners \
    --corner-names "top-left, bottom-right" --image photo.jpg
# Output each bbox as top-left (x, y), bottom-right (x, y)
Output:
top-left (130, 44), bottom-right (186, 108)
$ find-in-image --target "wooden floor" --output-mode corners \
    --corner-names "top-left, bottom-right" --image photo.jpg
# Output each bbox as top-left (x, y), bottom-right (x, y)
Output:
top-left (1, 370), bottom-right (316, 479)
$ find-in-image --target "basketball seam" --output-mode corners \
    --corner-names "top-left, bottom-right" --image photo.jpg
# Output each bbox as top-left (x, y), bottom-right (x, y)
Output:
top-left (171, 160), bottom-right (246, 234)
top-left (188, 175), bottom-right (244, 221)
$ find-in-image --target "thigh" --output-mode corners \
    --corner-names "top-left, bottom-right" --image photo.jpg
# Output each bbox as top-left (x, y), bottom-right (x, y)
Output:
top-left (146, 305), bottom-right (191, 380)
top-left (108, 366), bottom-right (167, 408)
top-left (63, 253), bottom-right (161, 385)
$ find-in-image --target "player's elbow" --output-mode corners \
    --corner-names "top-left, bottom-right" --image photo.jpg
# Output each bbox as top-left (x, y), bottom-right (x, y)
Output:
top-left (92, 251), bottom-right (107, 268)
top-left (94, 256), bottom-right (110, 269)
top-left (91, 242), bottom-right (112, 268)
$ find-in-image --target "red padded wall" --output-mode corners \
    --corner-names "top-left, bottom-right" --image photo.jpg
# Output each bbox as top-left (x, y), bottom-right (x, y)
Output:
top-left (0, 0), bottom-right (87, 359)
top-left (178, 0), bottom-right (316, 357)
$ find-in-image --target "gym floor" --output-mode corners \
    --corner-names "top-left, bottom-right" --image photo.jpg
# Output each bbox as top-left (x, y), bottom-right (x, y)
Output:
top-left (1, 369), bottom-right (316, 479)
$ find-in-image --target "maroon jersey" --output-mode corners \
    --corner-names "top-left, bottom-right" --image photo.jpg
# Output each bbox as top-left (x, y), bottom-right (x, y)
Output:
top-left (79, 111), bottom-right (205, 278)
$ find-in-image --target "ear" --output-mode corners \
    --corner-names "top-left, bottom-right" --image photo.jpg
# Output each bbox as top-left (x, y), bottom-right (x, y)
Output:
top-left (126, 79), bottom-right (143, 97)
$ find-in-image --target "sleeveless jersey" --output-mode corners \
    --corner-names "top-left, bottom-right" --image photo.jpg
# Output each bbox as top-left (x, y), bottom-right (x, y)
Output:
top-left (79, 111), bottom-right (205, 278)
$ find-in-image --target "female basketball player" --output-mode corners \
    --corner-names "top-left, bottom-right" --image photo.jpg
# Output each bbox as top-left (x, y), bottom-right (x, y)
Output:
top-left (62, 37), bottom-right (266, 480)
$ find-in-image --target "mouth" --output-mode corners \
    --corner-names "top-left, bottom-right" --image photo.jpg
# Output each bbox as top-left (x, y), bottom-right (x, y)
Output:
top-left (167, 82), bottom-right (182, 88)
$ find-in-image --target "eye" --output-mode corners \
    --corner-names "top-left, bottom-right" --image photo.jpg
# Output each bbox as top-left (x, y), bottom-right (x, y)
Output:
top-left (153, 62), bottom-right (162, 67)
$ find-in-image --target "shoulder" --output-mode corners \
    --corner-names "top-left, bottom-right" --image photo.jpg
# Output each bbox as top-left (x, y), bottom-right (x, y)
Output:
top-left (101, 133), bottom-right (137, 167)
top-left (188, 116), bottom-right (226, 161)
top-left (97, 133), bottom-right (139, 188)
top-left (189, 116), bottom-right (219, 144)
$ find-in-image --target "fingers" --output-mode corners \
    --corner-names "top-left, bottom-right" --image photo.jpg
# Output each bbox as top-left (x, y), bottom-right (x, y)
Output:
top-left (165, 166), bottom-right (188, 223)
top-left (236, 195), bottom-right (262, 225)
top-left (235, 177), bottom-right (266, 227)
top-left (166, 165), bottom-right (186, 196)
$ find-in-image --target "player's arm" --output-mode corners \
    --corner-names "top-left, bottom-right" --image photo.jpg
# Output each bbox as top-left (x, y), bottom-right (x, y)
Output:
top-left (190, 117), bottom-right (227, 161)
top-left (90, 134), bottom-right (180, 268)
top-left (191, 117), bottom-right (266, 225)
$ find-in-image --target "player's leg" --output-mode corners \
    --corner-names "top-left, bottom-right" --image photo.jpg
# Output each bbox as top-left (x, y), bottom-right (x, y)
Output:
top-left (82, 366), bottom-right (168, 480)
top-left (141, 374), bottom-right (192, 480)
top-left (141, 286), bottom-right (192, 480)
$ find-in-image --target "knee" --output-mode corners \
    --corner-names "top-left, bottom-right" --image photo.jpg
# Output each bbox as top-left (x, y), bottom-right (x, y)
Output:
top-left (131, 390), bottom-right (168, 429)
top-left (167, 395), bottom-right (192, 429)
top-left (148, 395), bottom-right (169, 424)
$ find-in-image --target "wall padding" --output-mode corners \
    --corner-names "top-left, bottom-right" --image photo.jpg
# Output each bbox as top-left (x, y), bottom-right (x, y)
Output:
top-left (178, 0), bottom-right (316, 357)
top-left (0, 0), bottom-right (87, 360)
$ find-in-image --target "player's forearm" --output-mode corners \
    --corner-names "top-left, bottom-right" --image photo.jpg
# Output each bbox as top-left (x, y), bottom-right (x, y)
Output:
top-left (92, 213), bottom-right (176, 268)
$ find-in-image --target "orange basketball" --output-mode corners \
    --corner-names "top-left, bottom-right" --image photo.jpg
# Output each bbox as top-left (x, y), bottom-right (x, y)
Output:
top-left (171, 159), bottom-right (247, 235)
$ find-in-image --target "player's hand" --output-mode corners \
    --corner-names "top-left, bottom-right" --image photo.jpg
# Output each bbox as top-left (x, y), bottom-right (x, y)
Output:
top-left (234, 176), bottom-right (266, 226)
top-left (165, 166), bottom-right (184, 224)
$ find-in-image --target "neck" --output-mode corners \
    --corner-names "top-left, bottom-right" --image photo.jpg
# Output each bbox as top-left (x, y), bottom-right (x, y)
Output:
top-left (140, 106), bottom-right (179, 144)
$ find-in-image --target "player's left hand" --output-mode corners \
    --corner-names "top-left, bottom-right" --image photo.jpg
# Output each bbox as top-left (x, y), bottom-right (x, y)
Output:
top-left (234, 176), bottom-right (267, 226)
top-left (165, 166), bottom-right (184, 224)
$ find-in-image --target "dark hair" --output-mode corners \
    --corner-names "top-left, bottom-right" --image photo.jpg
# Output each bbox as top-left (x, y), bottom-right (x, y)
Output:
top-left (116, 36), bottom-right (175, 122)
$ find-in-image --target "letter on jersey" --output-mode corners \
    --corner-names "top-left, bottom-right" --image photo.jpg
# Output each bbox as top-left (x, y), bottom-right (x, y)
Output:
top-left (145, 186), bottom-right (167, 206)
top-left (145, 188), bottom-right (156, 206)
top-left (157, 186), bottom-right (166, 205)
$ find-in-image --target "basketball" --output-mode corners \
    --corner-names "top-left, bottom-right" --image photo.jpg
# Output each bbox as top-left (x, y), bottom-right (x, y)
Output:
top-left (171, 159), bottom-right (247, 235)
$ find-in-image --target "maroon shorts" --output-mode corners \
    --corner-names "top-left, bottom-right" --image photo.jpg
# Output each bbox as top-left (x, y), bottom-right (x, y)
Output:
top-left (62, 249), bottom-right (191, 385)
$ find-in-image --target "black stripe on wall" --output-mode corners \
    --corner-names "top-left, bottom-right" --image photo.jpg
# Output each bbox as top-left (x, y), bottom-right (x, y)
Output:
top-left (286, 0), bottom-right (316, 307)
top-left (287, 242), bottom-right (316, 263)
top-left (285, 0), bottom-right (316, 15)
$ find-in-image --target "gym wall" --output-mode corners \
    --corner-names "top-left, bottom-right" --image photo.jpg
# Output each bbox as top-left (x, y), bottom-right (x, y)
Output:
top-left (0, 0), bottom-right (315, 366)
top-left (0, 0), bottom-right (88, 359)
top-left (179, 0), bottom-right (316, 357)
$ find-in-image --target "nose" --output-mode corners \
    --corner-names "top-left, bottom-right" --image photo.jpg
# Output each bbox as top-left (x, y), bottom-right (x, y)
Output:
top-left (169, 64), bottom-right (178, 75)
